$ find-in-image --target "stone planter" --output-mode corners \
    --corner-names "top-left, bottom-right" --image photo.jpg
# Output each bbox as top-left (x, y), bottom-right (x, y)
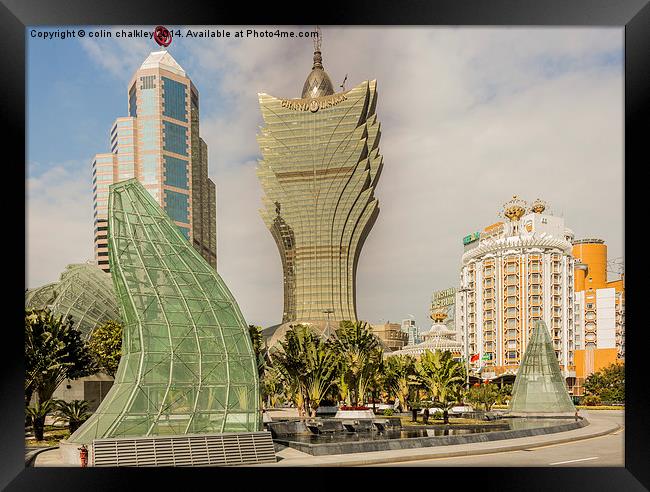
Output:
top-left (316, 406), bottom-right (339, 416)
top-left (333, 409), bottom-right (375, 419)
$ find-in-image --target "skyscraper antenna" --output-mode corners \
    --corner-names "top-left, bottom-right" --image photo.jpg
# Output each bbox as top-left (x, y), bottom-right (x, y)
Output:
top-left (314, 25), bottom-right (322, 53)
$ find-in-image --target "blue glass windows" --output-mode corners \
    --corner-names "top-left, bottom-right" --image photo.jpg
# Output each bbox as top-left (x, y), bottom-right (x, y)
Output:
top-left (128, 83), bottom-right (137, 117)
top-left (162, 77), bottom-right (187, 122)
top-left (177, 226), bottom-right (190, 240)
top-left (163, 121), bottom-right (188, 156)
top-left (164, 189), bottom-right (189, 223)
top-left (164, 156), bottom-right (189, 189)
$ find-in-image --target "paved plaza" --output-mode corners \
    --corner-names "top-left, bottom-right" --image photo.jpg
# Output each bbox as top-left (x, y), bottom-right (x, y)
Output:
top-left (32, 409), bottom-right (623, 467)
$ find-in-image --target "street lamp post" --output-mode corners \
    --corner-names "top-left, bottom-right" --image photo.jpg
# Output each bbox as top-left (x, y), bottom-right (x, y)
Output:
top-left (458, 287), bottom-right (471, 390)
top-left (323, 308), bottom-right (334, 339)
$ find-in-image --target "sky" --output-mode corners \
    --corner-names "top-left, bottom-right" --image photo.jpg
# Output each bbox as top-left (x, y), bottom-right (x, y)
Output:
top-left (26, 26), bottom-right (624, 330)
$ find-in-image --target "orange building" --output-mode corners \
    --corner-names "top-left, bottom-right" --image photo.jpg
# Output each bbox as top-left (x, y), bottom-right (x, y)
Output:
top-left (571, 239), bottom-right (624, 396)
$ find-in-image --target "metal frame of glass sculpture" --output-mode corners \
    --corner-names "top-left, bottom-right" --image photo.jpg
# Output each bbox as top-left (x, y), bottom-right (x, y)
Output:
top-left (69, 179), bottom-right (260, 443)
top-left (25, 263), bottom-right (121, 339)
top-left (508, 320), bottom-right (576, 414)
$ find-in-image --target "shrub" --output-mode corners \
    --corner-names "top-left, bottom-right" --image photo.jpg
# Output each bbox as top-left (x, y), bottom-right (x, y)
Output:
top-left (383, 408), bottom-right (394, 416)
top-left (581, 394), bottom-right (602, 406)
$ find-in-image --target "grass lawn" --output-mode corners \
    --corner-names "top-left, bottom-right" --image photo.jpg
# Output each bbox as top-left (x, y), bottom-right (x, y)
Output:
top-left (25, 425), bottom-right (69, 448)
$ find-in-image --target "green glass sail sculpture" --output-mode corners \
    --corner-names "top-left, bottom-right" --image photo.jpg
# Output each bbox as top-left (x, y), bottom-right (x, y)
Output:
top-left (508, 320), bottom-right (576, 415)
top-left (69, 179), bottom-right (260, 443)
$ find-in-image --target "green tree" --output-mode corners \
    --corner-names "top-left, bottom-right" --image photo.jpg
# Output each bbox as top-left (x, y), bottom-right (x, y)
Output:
top-left (331, 321), bottom-right (382, 406)
top-left (25, 309), bottom-right (94, 406)
top-left (54, 399), bottom-right (90, 434)
top-left (248, 324), bottom-right (267, 379)
top-left (26, 399), bottom-right (57, 441)
top-left (261, 365), bottom-right (283, 408)
top-left (384, 355), bottom-right (417, 411)
top-left (303, 338), bottom-right (340, 416)
top-left (272, 325), bottom-right (339, 417)
top-left (415, 349), bottom-right (465, 424)
top-left (87, 320), bottom-right (123, 377)
top-left (465, 382), bottom-right (500, 411)
top-left (497, 383), bottom-right (513, 405)
top-left (584, 362), bottom-right (625, 403)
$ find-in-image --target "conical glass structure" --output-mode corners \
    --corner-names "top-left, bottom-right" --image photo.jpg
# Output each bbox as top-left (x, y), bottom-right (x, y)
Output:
top-left (69, 179), bottom-right (259, 443)
top-left (508, 320), bottom-right (576, 414)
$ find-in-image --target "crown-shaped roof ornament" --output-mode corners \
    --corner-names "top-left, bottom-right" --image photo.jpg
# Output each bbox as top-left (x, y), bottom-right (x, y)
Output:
top-left (530, 198), bottom-right (547, 214)
top-left (501, 195), bottom-right (528, 222)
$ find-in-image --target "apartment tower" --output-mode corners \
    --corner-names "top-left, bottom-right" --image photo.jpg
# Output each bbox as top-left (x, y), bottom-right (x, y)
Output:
top-left (92, 50), bottom-right (217, 271)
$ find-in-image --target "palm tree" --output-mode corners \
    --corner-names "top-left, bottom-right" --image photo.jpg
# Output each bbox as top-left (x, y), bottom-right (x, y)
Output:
top-left (261, 366), bottom-right (283, 408)
top-left (25, 309), bottom-right (94, 405)
top-left (384, 354), bottom-right (417, 412)
top-left (331, 321), bottom-right (382, 406)
top-left (303, 340), bottom-right (340, 417)
top-left (415, 349), bottom-right (466, 424)
top-left (26, 399), bottom-right (57, 441)
top-left (54, 400), bottom-right (90, 434)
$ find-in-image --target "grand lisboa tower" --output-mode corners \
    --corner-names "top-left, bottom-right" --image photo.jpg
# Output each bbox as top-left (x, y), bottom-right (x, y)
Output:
top-left (257, 29), bottom-right (383, 345)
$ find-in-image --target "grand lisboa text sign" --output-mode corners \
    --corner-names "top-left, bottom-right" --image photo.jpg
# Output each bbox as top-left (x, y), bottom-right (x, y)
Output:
top-left (280, 93), bottom-right (348, 112)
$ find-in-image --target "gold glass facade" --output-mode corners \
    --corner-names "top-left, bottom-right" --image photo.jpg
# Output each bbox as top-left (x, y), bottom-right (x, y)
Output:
top-left (257, 78), bottom-right (383, 325)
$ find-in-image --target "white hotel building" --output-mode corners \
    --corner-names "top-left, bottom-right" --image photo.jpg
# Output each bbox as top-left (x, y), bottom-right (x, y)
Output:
top-left (457, 196), bottom-right (576, 381)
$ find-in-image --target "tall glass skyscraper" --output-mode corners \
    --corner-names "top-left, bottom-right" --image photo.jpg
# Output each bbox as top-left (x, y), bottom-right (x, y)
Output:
top-left (257, 36), bottom-right (383, 339)
top-left (92, 50), bottom-right (217, 272)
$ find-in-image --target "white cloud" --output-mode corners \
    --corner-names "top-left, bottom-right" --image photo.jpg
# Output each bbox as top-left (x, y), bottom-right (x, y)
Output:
top-left (26, 162), bottom-right (94, 288)
top-left (27, 27), bottom-right (624, 330)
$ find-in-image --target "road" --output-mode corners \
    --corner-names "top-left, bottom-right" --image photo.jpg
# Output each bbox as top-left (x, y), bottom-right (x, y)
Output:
top-left (366, 410), bottom-right (624, 467)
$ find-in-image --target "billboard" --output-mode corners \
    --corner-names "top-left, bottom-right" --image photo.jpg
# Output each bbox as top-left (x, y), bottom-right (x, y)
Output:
top-left (463, 232), bottom-right (480, 245)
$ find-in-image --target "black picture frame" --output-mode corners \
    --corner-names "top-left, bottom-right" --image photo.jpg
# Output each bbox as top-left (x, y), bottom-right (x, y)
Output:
top-left (3, 0), bottom-right (646, 490)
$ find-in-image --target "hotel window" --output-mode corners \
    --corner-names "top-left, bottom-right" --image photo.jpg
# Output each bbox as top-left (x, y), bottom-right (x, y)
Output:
top-left (163, 121), bottom-right (188, 156)
top-left (163, 190), bottom-right (190, 223)
top-left (506, 274), bottom-right (518, 283)
top-left (162, 77), bottom-right (188, 122)
top-left (484, 266), bottom-right (494, 276)
top-left (506, 307), bottom-right (518, 317)
top-left (141, 154), bottom-right (158, 185)
top-left (506, 285), bottom-right (518, 295)
top-left (530, 273), bottom-right (541, 283)
top-left (140, 88), bottom-right (157, 116)
top-left (506, 351), bottom-right (517, 359)
top-left (164, 156), bottom-right (189, 189)
top-left (140, 75), bottom-right (156, 89)
top-left (505, 263), bottom-right (518, 273)
top-left (530, 306), bottom-right (541, 316)
top-left (128, 84), bottom-right (137, 117)
top-left (484, 278), bottom-right (493, 287)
